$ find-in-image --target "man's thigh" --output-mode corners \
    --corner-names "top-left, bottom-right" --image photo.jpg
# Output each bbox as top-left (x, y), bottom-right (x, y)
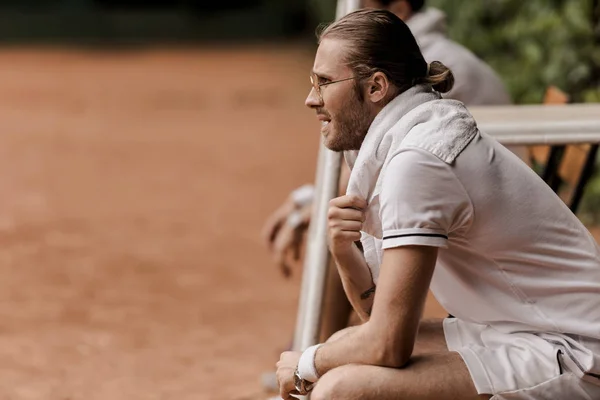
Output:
top-left (413, 318), bottom-right (448, 355)
top-left (311, 351), bottom-right (491, 400)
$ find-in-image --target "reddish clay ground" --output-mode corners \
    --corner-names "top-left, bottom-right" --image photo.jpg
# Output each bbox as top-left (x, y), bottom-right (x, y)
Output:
top-left (0, 44), bottom-right (334, 400)
top-left (0, 45), bottom-right (595, 400)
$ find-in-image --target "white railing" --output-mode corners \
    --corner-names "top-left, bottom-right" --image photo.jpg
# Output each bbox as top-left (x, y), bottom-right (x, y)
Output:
top-left (471, 104), bottom-right (600, 145)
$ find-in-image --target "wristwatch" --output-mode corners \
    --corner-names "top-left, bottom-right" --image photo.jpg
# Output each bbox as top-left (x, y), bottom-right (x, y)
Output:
top-left (294, 367), bottom-right (315, 395)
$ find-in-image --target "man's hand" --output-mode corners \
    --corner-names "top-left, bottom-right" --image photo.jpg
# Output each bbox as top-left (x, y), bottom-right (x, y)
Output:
top-left (261, 199), bottom-right (311, 277)
top-left (262, 198), bottom-right (295, 246)
top-left (328, 195), bottom-right (367, 256)
top-left (276, 351), bottom-right (302, 400)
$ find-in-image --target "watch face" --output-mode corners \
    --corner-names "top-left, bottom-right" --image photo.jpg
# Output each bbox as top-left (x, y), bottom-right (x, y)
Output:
top-left (294, 370), bottom-right (306, 394)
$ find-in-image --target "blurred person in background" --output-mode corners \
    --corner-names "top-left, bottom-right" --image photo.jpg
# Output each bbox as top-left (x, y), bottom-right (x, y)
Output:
top-left (276, 9), bottom-right (600, 399)
top-left (262, 0), bottom-right (526, 358)
top-left (363, 0), bottom-right (512, 105)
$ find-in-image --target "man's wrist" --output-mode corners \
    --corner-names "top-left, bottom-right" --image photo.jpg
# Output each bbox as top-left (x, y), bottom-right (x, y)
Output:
top-left (286, 209), bottom-right (305, 230)
top-left (297, 343), bottom-right (324, 383)
top-left (330, 242), bottom-right (358, 263)
top-left (290, 184), bottom-right (315, 208)
top-left (294, 367), bottom-right (315, 395)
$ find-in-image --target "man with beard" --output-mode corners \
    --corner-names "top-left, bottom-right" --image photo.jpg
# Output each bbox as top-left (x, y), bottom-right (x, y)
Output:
top-left (261, 2), bottom-right (524, 390)
top-left (274, 9), bottom-right (600, 400)
top-left (262, 0), bottom-right (525, 277)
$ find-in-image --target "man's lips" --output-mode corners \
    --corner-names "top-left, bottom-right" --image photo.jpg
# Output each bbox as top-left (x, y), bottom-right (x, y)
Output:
top-left (316, 112), bottom-right (331, 134)
top-left (316, 110), bottom-right (331, 122)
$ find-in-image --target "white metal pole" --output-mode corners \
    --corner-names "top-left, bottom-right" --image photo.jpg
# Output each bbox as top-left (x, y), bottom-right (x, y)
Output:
top-left (291, 145), bottom-right (341, 352)
top-left (292, 0), bottom-right (360, 354)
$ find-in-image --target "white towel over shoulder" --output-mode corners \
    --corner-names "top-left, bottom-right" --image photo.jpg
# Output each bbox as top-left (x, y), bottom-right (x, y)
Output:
top-left (344, 84), bottom-right (478, 280)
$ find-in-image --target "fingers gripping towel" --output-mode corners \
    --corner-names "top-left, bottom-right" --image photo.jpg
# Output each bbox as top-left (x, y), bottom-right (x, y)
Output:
top-left (344, 84), bottom-right (479, 280)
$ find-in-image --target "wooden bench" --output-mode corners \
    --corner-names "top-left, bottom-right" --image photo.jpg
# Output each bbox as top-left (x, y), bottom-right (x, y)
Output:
top-left (528, 86), bottom-right (598, 213)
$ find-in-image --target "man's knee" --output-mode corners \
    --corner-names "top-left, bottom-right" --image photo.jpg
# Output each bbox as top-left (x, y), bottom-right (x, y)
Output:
top-left (311, 365), bottom-right (358, 400)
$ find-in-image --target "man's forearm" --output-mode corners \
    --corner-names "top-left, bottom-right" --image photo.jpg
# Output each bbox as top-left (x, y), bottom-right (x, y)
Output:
top-left (313, 321), bottom-right (386, 376)
top-left (331, 243), bottom-right (375, 321)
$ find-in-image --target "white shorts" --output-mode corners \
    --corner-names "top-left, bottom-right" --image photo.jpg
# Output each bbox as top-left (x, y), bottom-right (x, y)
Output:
top-left (443, 318), bottom-right (600, 399)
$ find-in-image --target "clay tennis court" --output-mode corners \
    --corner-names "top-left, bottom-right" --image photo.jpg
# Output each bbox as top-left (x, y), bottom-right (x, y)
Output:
top-left (0, 45), bottom-right (596, 400)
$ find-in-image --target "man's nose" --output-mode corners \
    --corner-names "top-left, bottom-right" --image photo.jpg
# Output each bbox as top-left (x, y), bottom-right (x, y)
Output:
top-left (305, 87), bottom-right (322, 108)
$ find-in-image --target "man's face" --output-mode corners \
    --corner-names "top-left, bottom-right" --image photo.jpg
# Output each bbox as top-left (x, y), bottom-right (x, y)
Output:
top-left (305, 39), bottom-right (373, 152)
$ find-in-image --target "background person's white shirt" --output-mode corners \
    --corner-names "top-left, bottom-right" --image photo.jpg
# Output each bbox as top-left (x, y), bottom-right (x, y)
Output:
top-left (407, 7), bottom-right (512, 106)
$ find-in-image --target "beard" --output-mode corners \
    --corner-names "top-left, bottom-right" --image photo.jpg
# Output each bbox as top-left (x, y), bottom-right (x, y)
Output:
top-left (323, 88), bottom-right (373, 152)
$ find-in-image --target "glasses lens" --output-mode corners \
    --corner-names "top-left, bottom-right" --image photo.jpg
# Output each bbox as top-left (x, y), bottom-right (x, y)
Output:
top-left (310, 74), bottom-right (321, 97)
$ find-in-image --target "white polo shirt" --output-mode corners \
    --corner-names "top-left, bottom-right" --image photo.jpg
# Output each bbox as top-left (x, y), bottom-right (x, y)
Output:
top-left (368, 128), bottom-right (600, 382)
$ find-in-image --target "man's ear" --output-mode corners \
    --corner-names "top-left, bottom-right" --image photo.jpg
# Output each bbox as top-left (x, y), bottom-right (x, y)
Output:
top-left (366, 72), bottom-right (390, 103)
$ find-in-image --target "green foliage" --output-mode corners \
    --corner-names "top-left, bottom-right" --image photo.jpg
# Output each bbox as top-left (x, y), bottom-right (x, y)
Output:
top-left (427, 0), bottom-right (600, 104)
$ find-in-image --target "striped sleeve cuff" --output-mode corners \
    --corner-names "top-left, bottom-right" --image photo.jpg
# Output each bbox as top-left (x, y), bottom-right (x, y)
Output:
top-left (382, 228), bottom-right (448, 249)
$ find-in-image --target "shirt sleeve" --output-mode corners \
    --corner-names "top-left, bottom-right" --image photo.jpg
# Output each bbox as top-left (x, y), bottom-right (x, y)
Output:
top-left (380, 147), bottom-right (473, 250)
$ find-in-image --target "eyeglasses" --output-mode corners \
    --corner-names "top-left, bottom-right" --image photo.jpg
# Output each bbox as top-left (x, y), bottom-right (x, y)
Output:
top-left (310, 73), bottom-right (357, 101)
